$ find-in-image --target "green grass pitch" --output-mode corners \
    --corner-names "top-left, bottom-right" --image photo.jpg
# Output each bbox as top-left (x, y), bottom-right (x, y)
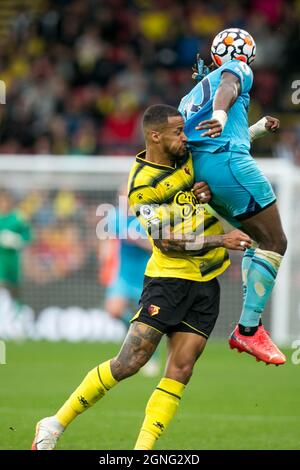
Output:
top-left (0, 340), bottom-right (299, 450)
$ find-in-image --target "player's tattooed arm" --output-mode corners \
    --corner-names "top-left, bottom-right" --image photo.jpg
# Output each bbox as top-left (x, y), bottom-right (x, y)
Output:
top-left (110, 322), bottom-right (162, 381)
top-left (154, 229), bottom-right (252, 255)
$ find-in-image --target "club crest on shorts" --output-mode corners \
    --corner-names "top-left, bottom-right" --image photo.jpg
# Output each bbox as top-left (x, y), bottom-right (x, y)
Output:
top-left (148, 304), bottom-right (160, 316)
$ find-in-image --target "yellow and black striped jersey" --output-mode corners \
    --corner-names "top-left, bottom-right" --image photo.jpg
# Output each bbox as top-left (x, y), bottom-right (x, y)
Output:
top-left (128, 150), bottom-right (230, 282)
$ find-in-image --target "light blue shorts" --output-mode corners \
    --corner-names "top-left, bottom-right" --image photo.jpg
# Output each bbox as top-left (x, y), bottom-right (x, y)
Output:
top-left (193, 150), bottom-right (276, 227)
top-left (106, 277), bottom-right (142, 303)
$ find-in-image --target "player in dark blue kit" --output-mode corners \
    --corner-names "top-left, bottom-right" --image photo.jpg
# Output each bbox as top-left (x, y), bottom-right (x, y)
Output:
top-left (179, 28), bottom-right (287, 365)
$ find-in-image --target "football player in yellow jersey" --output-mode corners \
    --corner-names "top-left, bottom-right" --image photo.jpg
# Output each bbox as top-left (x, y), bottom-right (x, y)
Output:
top-left (32, 104), bottom-right (251, 451)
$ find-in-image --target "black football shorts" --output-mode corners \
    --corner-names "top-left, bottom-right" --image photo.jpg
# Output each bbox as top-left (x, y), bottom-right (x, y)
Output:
top-left (131, 275), bottom-right (220, 338)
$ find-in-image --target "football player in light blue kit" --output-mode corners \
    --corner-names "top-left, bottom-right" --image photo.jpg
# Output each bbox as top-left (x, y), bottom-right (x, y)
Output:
top-left (179, 28), bottom-right (287, 365)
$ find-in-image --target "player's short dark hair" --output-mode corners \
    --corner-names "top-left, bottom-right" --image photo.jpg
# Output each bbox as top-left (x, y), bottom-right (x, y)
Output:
top-left (142, 104), bottom-right (182, 130)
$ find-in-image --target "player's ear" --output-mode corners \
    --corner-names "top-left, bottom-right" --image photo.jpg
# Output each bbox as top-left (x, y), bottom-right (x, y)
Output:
top-left (151, 130), bottom-right (161, 144)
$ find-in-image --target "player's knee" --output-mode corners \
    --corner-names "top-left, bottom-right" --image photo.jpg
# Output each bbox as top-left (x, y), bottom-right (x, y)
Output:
top-left (277, 233), bottom-right (287, 255)
top-left (258, 232), bottom-right (287, 255)
top-left (167, 362), bottom-right (194, 385)
top-left (263, 235), bottom-right (287, 255)
top-left (110, 352), bottom-right (149, 380)
top-left (131, 354), bottom-right (150, 375)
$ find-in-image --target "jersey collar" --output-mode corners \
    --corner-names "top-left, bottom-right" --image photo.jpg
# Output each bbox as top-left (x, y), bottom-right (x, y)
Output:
top-left (135, 150), bottom-right (190, 171)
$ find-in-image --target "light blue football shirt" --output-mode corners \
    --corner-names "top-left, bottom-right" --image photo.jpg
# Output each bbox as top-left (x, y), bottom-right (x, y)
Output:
top-left (178, 59), bottom-right (253, 154)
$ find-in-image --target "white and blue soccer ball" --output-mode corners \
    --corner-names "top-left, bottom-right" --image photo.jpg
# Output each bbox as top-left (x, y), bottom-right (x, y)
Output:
top-left (211, 28), bottom-right (256, 67)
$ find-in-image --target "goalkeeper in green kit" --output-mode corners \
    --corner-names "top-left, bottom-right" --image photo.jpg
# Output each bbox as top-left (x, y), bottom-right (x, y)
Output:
top-left (0, 190), bottom-right (32, 302)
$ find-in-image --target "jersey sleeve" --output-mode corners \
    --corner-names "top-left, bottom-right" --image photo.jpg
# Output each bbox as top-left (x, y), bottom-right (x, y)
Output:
top-left (178, 96), bottom-right (187, 120)
top-left (128, 186), bottom-right (165, 238)
top-left (222, 60), bottom-right (253, 94)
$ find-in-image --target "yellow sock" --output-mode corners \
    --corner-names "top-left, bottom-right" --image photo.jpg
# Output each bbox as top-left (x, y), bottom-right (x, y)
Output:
top-left (134, 377), bottom-right (185, 450)
top-left (56, 360), bottom-right (118, 428)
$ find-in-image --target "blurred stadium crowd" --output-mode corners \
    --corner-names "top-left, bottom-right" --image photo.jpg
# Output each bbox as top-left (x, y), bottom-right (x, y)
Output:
top-left (20, 190), bottom-right (96, 284)
top-left (0, 0), bottom-right (299, 161)
top-left (0, 186), bottom-right (108, 313)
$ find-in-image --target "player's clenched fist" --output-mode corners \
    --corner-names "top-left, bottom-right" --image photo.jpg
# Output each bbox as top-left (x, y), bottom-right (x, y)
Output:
top-left (192, 181), bottom-right (211, 203)
top-left (265, 116), bottom-right (280, 132)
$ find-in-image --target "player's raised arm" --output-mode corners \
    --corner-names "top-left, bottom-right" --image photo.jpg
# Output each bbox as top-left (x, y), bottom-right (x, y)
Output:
top-left (212, 72), bottom-right (240, 114)
top-left (196, 72), bottom-right (240, 138)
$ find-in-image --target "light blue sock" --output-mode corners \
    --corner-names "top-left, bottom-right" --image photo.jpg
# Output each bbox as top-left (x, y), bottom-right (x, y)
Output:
top-left (239, 248), bottom-right (283, 328)
top-left (241, 247), bottom-right (255, 301)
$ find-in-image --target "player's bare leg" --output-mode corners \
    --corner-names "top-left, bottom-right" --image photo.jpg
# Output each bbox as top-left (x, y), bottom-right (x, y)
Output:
top-left (32, 322), bottom-right (162, 450)
top-left (164, 331), bottom-right (206, 384)
top-left (134, 331), bottom-right (206, 450)
top-left (241, 203), bottom-right (287, 254)
top-left (105, 296), bottom-right (161, 377)
top-left (110, 322), bottom-right (162, 380)
top-left (229, 202), bottom-right (287, 365)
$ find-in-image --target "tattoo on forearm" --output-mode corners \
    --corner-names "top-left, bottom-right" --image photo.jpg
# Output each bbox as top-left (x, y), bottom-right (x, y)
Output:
top-left (154, 235), bottom-right (224, 255)
top-left (155, 238), bottom-right (192, 253)
top-left (202, 235), bottom-right (224, 250)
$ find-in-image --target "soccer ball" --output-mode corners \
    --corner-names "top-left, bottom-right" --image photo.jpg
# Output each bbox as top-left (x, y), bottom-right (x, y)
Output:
top-left (211, 28), bottom-right (256, 67)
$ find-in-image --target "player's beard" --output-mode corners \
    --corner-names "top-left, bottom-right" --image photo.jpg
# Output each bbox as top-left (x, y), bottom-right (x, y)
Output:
top-left (168, 146), bottom-right (188, 165)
